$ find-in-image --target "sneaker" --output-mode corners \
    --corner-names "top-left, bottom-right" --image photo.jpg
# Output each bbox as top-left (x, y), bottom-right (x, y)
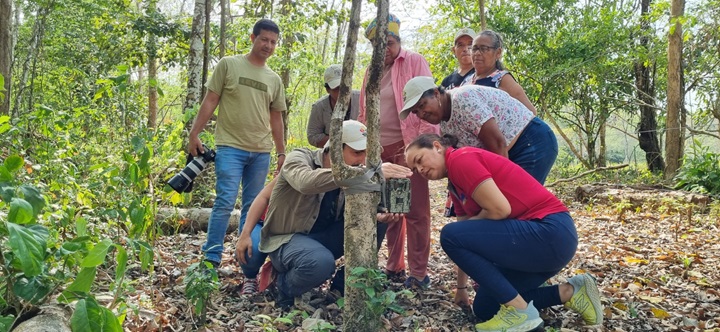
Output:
top-left (475, 301), bottom-right (543, 332)
top-left (565, 273), bottom-right (603, 325)
top-left (404, 275), bottom-right (430, 289)
top-left (241, 278), bottom-right (258, 295)
top-left (273, 281), bottom-right (294, 311)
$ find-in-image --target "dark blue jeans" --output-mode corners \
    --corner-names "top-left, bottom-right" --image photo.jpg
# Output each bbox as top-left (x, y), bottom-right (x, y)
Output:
top-left (509, 117), bottom-right (558, 184)
top-left (440, 212), bottom-right (577, 321)
top-left (270, 221), bottom-right (388, 297)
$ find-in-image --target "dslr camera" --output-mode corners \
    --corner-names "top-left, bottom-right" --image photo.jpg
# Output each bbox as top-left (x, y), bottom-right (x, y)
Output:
top-left (167, 144), bottom-right (216, 193)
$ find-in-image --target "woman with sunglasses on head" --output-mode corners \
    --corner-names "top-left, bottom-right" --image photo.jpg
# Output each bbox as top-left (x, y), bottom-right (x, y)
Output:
top-left (404, 133), bottom-right (603, 332)
top-left (462, 30), bottom-right (536, 115)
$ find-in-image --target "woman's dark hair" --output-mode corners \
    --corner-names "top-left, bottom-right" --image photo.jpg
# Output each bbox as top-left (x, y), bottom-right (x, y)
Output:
top-left (478, 30), bottom-right (505, 70)
top-left (419, 85), bottom-right (446, 99)
top-left (253, 18), bottom-right (280, 36)
top-left (406, 133), bottom-right (459, 152)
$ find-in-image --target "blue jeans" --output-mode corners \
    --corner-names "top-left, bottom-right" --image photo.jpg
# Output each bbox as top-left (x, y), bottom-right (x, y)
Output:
top-left (202, 145), bottom-right (270, 266)
top-left (270, 221), bottom-right (388, 297)
top-left (440, 212), bottom-right (577, 321)
top-left (509, 117), bottom-right (559, 184)
top-left (239, 221), bottom-right (266, 278)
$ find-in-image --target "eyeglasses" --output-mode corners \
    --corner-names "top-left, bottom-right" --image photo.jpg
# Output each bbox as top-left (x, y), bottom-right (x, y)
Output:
top-left (472, 45), bottom-right (497, 54)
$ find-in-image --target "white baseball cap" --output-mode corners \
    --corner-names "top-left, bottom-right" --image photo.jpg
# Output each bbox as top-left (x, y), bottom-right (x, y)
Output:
top-left (399, 76), bottom-right (436, 120)
top-left (454, 27), bottom-right (477, 44)
top-left (324, 120), bottom-right (368, 150)
top-left (323, 64), bottom-right (343, 89)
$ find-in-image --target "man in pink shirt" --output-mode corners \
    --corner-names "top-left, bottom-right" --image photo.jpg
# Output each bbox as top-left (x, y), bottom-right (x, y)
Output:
top-left (359, 14), bottom-right (439, 288)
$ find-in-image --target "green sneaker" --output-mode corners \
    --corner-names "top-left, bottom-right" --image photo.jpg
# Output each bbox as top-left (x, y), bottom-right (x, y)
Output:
top-left (565, 273), bottom-right (603, 325)
top-left (475, 301), bottom-right (543, 332)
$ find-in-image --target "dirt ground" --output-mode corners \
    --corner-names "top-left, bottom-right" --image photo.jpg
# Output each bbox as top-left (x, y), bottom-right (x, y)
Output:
top-left (122, 180), bottom-right (720, 331)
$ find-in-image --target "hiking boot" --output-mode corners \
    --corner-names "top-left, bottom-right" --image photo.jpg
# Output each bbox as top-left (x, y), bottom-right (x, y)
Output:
top-left (404, 275), bottom-right (431, 289)
top-left (565, 273), bottom-right (603, 325)
top-left (274, 283), bottom-right (294, 311)
top-left (475, 301), bottom-right (543, 332)
top-left (241, 278), bottom-right (258, 295)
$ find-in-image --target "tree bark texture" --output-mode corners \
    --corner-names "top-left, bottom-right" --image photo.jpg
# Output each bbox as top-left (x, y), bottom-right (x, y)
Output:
top-left (183, 0), bottom-right (205, 128)
top-left (146, 0), bottom-right (158, 129)
top-left (665, 0), bottom-right (685, 180)
top-left (219, 0), bottom-right (226, 57)
top-left (279, 0), bottom-right (294, 142)
top-left (479, 0), bottom-right (486, 30)
top-left (201, 0), bottom-right (210, 99)
top-left (635, 0), bottom-right (665, 172)
top-left (0, 0), bottom-right (11, 115)
top-left (336, 0), bottom-right (385, 331)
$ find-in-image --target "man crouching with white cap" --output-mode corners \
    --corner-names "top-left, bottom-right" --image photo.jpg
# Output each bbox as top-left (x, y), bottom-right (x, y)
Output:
top-left (259, 120), bottom-right (412, 309)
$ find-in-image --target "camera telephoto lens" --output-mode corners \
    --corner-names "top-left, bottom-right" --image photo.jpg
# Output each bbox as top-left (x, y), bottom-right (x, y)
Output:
top-left (167, 145), bottom-right (216, 194)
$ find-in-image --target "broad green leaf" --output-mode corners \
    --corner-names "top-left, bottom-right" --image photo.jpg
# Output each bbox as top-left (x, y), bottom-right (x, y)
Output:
top-left (3, 155), bottom-right (23, 173)
top-left (81, 239), bottom-right (113, 267)
top-left (7, 223), bottom-right (48, 276)
top-left (76, 217), bottom-right (88, 237)
top-left (59, 267), bottom-right (97, 303)
top-left (0, 315), bottom-right (15, 332)
top-left (131, 136), bottom-right (145, 153)
top-left (0, 165), bottom-right (11, 182)
top-left (114, 245), bottom-right (128, 283)
top-left (19, 185), bottom-right (45, 215)
top-left (9, 198), bottom-right (34, 224)
top-left (13, 275), bottom-right (52, 304)
top-left (71, 298), bottom-right (102, 332)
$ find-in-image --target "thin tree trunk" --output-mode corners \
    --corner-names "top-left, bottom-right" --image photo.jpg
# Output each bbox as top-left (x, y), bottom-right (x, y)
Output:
top-left (340, 0), bottom-right (386, 331)
top-left (479, 0), bottom-right (486, 30)
top-left (13, 3), bottom-right (51, 116)
top-left (279, 0), bottom-right (293, 142)
top-left (202, 0), bottom-right (211, 99)
top-left (0, 0), bottom-right (11, 115)
top-left (146, 0), bottom-right (158, 129)
top-left (635, 0), bottom-right (664, 172)
top-left (598, 121), bottom-right (606, 167)
top-left (219, 0), bottom-right (226, 57)
top-left (665, 0), bottom-right (685, 180)
top-left (544, 111), bottom-right (592, 169)
top-left (183, 0), bottom-right (205, 129)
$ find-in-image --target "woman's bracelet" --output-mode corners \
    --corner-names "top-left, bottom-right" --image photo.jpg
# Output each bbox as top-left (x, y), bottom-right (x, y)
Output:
top-left (456, 286), bottom-right (469, 290)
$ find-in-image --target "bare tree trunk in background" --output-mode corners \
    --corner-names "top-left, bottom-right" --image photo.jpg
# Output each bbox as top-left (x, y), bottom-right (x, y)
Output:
top-left (0, 0), bottom-right (11, 115)
top-left (665, 0), bottom-right (685, 180)
top-left (598, 121), bottom-right (606, 167)
top-left (13, 3), bottom-right (51, 116)
top-left (219, 0), bottom-right (226, 57)
top-left (544, 111), bottom-right (592, 169)
top-left (635, 0), bottom-right (664, 172)
top-left (334, 15), bottom-right (346, 63)
top-left (202, 0), bottom-right (211, 99)
top-left (183, 0), bottom-right (205, 130)
top-left (479, 0), bottom-right (486, 30)
top-left (279, 0), bottom-right (293, 142)
top-left (339, 0), bottom-right (386, 331)
top-left (146, 0), bottom-right (158, 129)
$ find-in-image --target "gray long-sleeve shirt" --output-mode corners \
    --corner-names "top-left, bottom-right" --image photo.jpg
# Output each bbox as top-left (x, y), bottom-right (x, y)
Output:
top-left (306, 90), bottom-right (361, 147)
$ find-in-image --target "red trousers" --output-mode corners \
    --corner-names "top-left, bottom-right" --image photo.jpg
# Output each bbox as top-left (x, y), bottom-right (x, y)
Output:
top-left (381, 141), bottom-right (431, 279)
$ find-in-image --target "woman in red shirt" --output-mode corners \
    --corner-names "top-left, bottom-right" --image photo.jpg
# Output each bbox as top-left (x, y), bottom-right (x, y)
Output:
top-left (405, 133), bottom-right (603, 332)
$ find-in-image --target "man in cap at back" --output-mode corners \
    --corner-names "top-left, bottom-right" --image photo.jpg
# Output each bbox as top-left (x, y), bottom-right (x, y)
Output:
top-left (259, 120), bottom-right (412, 309)
top-left (307, 64), bottom-right (362, 148)
top-left (441, 28), bottom-right (477, 89)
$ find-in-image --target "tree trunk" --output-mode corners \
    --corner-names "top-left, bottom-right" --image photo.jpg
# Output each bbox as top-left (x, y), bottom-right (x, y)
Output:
top-left (13, 3), bottom-right (51, 116)
top-left (183, 0), bottom-right (205, 129)
top-left (544, 111), bottom-right (591, 169)
top-left (202, 0), bottom-right (211, 99)
top-left (338, 0), bottom-right (386, 331)
top-left (665, 0), bottom-right (685, 180)
top-left (478, 0), bottom-right (486, 30)
top-left (279, 0), bottom-right (294, 142)
top-left (598, 121), bottom-right (606, 167)
top-left (0, 0), bottom-right (11, 115)
top-left (219, 0), bottom-right (226, 57)
top-left (146, 0), bottom-right (158, 129)
top-left (635, 0), bottom-right (664, 173)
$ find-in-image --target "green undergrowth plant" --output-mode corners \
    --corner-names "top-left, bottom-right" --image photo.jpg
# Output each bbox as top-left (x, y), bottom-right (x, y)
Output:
top-left (249, 309), bottom-right (303, 331)
top-left (674, 140), bottom-right (720, 196)
top-left (184, 261), bottom-right (220, 326)
top-left (345, 267), bottom-right (414, 318)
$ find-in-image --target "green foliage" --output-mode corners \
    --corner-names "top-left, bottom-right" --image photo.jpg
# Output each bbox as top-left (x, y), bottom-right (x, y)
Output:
top-left (71, 297), bottom-right (123, 332)
top-left (346, 267), bottom-right (413, 318)
top-left (674, 140), bottom-right (720, 196)
top-left (184, 261), bottom-right (220, 325)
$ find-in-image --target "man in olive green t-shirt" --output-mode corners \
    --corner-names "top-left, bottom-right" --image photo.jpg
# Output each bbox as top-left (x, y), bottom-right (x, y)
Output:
top-left (187, 18), bottom-right (287, 270)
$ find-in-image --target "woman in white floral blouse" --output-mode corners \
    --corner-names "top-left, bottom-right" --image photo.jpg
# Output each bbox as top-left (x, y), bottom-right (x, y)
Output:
top-left (399, 76), bottom-right (558, 185)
